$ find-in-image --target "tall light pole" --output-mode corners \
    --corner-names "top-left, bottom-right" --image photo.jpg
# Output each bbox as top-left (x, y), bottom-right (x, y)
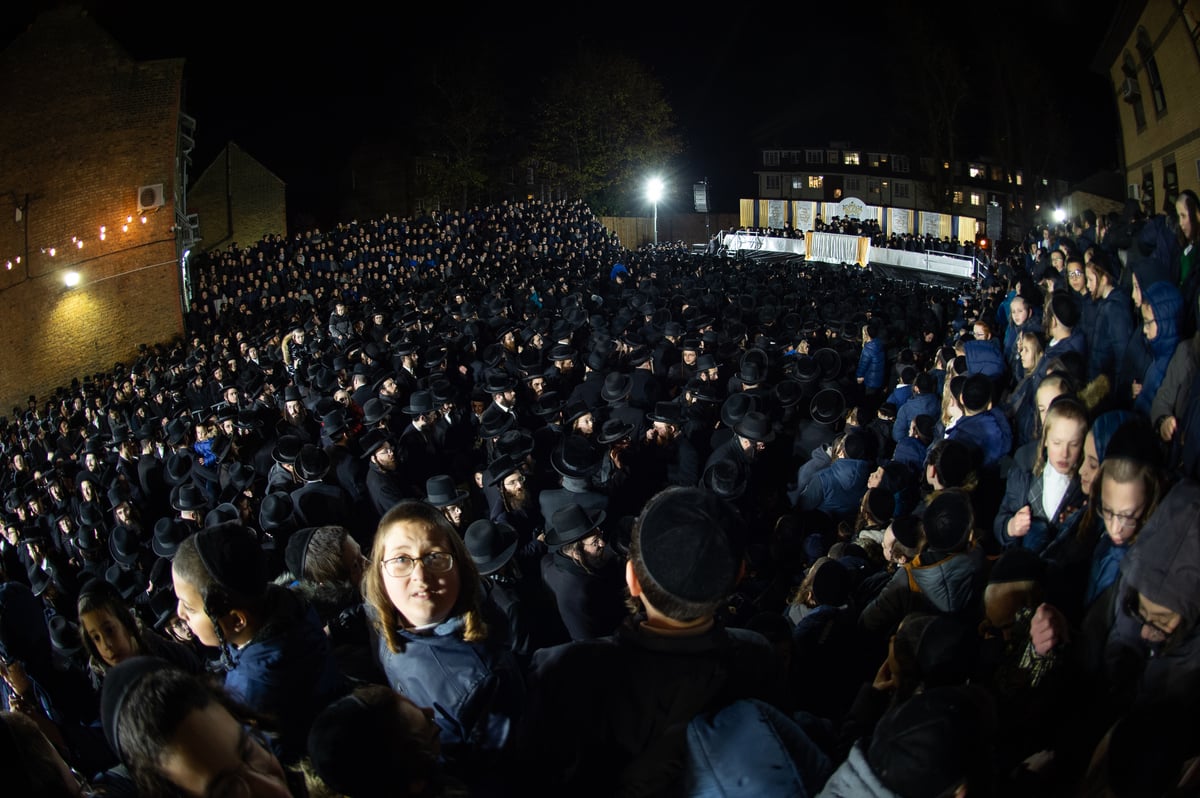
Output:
top-left (646, 177), bottom-right (664, 245)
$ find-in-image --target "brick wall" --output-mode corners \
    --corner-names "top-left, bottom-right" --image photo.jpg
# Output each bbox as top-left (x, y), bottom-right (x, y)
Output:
top-left (190, 142), bottom-right (287, 253)
top-left (0, 7), bottom-right (184, 411)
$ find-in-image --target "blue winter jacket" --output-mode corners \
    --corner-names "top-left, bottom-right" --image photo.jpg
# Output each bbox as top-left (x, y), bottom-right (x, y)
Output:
top-left (947, 408), bottom-right (1013, 466)
top-left (1088, 287), bottom-right (1135, 382)
top-left (224, 588), bottom-right (344, 762)
top-left (374, 610), bottom-right (525, 759)
top-left (856, 339), bottom-right (886, 390)
top-left (791, 450), bottom-right (873, 519)
top-left (964, 338), bottom-right (1006, 380)
top-left (892, 392), bottom-right (940, 443)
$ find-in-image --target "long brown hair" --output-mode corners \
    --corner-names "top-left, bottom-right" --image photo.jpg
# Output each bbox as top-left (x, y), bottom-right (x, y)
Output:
top-left (362, 500), bottom-right (487, 653)
top-left (1077, 456), bottom-right (1167, 543)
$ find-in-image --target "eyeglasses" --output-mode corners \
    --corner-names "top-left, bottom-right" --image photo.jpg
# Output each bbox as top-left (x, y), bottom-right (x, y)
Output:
top-left (1098, 502), bottom-right (1144, 530)
top-left (381, 551), bottom-right (455, 578)
top-left (1068, 270), bottom-right (1084, 277)
top-left (1124, 593), bottom-right (1179, 642)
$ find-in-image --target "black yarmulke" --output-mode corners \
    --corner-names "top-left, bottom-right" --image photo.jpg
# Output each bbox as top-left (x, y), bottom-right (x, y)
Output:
top-left (195, 521), bottom-right (266, 601)
top-left (636, 487), bottom-right (741, 604)
top-left (100, 656), bottom-right (174, 760)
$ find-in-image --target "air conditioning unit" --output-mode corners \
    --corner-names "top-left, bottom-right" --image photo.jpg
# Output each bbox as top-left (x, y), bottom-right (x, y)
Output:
top-left (1129, 184), bottom-right (1141, 200)
top-left (1121, 77), bottom-right (1141, 103)
top-left (137, 184), bottom-right (165, 213)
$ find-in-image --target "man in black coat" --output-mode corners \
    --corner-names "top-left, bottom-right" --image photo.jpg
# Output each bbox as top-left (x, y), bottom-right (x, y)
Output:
top-left (519, 487), bottom-right (777, 794)
top-left (539, 503), bottom-right (626, 642)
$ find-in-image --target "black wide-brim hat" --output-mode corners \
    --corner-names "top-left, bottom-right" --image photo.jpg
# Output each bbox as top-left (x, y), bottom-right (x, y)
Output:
top-left (464, 519), bottom-right (518, 575)
top-left (810, 388), bottom-right (846, 425)
top-left (424, 475), bottom-right (468, 508)
top-left (545, 504), bottom-right (606, 551)
top-left (597, 418), bottom-right (635, 445)
top-left (733, 411), bottom-right (776, 443)
top-left (551, 435), bottom-right (601, 479)
top-left (403, 390), bottom-right (436, 416)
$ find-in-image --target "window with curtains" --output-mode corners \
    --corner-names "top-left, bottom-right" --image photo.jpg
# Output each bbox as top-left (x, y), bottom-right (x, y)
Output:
top-left (970, 193), bottom-right (982, 206)
top-left (808, 175), bottom-right (824, 189)
top-left (952, 191), bottom-right (964, 205)
top-left (844, 152), bottom-right (861, 166)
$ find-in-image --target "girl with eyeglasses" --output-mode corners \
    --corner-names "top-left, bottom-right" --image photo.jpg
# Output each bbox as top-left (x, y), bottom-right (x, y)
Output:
top-left (362, 501), bottom-right (524, 786)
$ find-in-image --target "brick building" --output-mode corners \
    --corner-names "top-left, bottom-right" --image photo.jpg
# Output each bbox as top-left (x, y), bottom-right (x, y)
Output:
top-left (189, 141), bottom-right (286, 254)
top-left (0, 6), bottom-right (186, 412)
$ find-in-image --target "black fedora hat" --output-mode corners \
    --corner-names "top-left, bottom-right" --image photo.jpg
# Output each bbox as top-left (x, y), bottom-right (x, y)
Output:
top-left (359, 429), bottom-right (392, 459)
top-left (484, 455), bottom-right (521, 488)
top-left (109, 525), bottom-right (143, 566)
top-left (551, 435), bottom-right (601, 478)
top-left (464, 519), bottom-right (518, 575)
top-left (720, 393), bottom-right (757, 428)
top-left (361, 397), bottom-right (391, 427)
top-left (497, 429), bottom-right (534, 461)
top-left (204, 502), bottom-right (241, 528)
top-left (402, 390), bottom-right (436, 416)
top-left (810, 388), bottom-right (846, 425)
top-left (733, 411), bottom-right (776, 443)
top-left (48, 614), bottom-right (84, 658)
top-left (170, 483), bottom-right (209, 513)
top-left (545, 504), bottom-right (605, 551)
top-left (647, 401), bottom-right (684, 427)
top-left (600, 372), bottom-right (633, 403)
top-left (105, 563), bottom-right (148, 601)
top-left (479, 406), bottom-right (516, 438)
top-left (483, 372), bottom-right (517, 395)
top-left (152, 517), bottom-right (190, 559)
top-left (271, 435), bottom-right (303, 465)
top-left (163, 450), bottom-right (195, 486)
top-left (259, 491), bottom-right (295, 531)
top-left (701, 460), bottom-right (747, 500)
top-left (787, 355), bottom-right (821, 384)
top-left (424, 475), bottom-right (468, 508)
top-left (814, 348), bottom-right (842, 380)
top-left (295, 444), bottom-right (331, 482)
top-left (597, 418), bottom-right (635, 445)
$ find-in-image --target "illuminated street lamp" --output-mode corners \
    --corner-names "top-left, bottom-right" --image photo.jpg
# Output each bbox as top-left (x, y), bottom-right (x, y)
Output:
top-left (646, 177), bottom-right (664, 245)
top-left (1053, 208), bottom-right (1066, 224)
top-left (63, 271), bottom-right (80, 288)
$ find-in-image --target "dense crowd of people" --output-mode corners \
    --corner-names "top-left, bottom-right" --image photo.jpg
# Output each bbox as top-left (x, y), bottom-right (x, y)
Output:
top-left (2, 193), bottom-right (1200, 796)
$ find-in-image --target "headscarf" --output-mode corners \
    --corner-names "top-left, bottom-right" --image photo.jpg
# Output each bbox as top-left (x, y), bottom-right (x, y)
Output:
top-left (1136, 281), bottom-right (1183, 416)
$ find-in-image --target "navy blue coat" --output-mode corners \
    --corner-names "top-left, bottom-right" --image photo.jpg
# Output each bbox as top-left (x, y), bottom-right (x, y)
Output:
top-left (856, 339), bottom-right (886, 390)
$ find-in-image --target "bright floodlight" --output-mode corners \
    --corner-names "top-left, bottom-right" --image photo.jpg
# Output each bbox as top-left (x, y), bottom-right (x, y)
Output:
top-left (646, 177), bottom-right (664, 203)
top-left (1053, 208), bottom-right (1066, 223)
top-left (63, 271), bottom-right (80, 288)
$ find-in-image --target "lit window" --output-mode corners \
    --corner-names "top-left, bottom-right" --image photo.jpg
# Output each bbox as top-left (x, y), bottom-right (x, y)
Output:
top-left (953, 191), bottom-right (964, 204)
top-left (969, 164), bottom-right (984, 178)
top-left (970, 193), bottom-right (982, 206)
top-left (844, 152), bottom-right (861, 165)
top-left (808, 175), bottom-right (824, 189)
top-left (1016, 172), bottom-right (1023, 186)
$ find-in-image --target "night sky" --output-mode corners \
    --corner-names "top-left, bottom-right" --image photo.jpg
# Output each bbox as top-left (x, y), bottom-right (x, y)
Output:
top-left (4, 1), bottom-right (1121, 223)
